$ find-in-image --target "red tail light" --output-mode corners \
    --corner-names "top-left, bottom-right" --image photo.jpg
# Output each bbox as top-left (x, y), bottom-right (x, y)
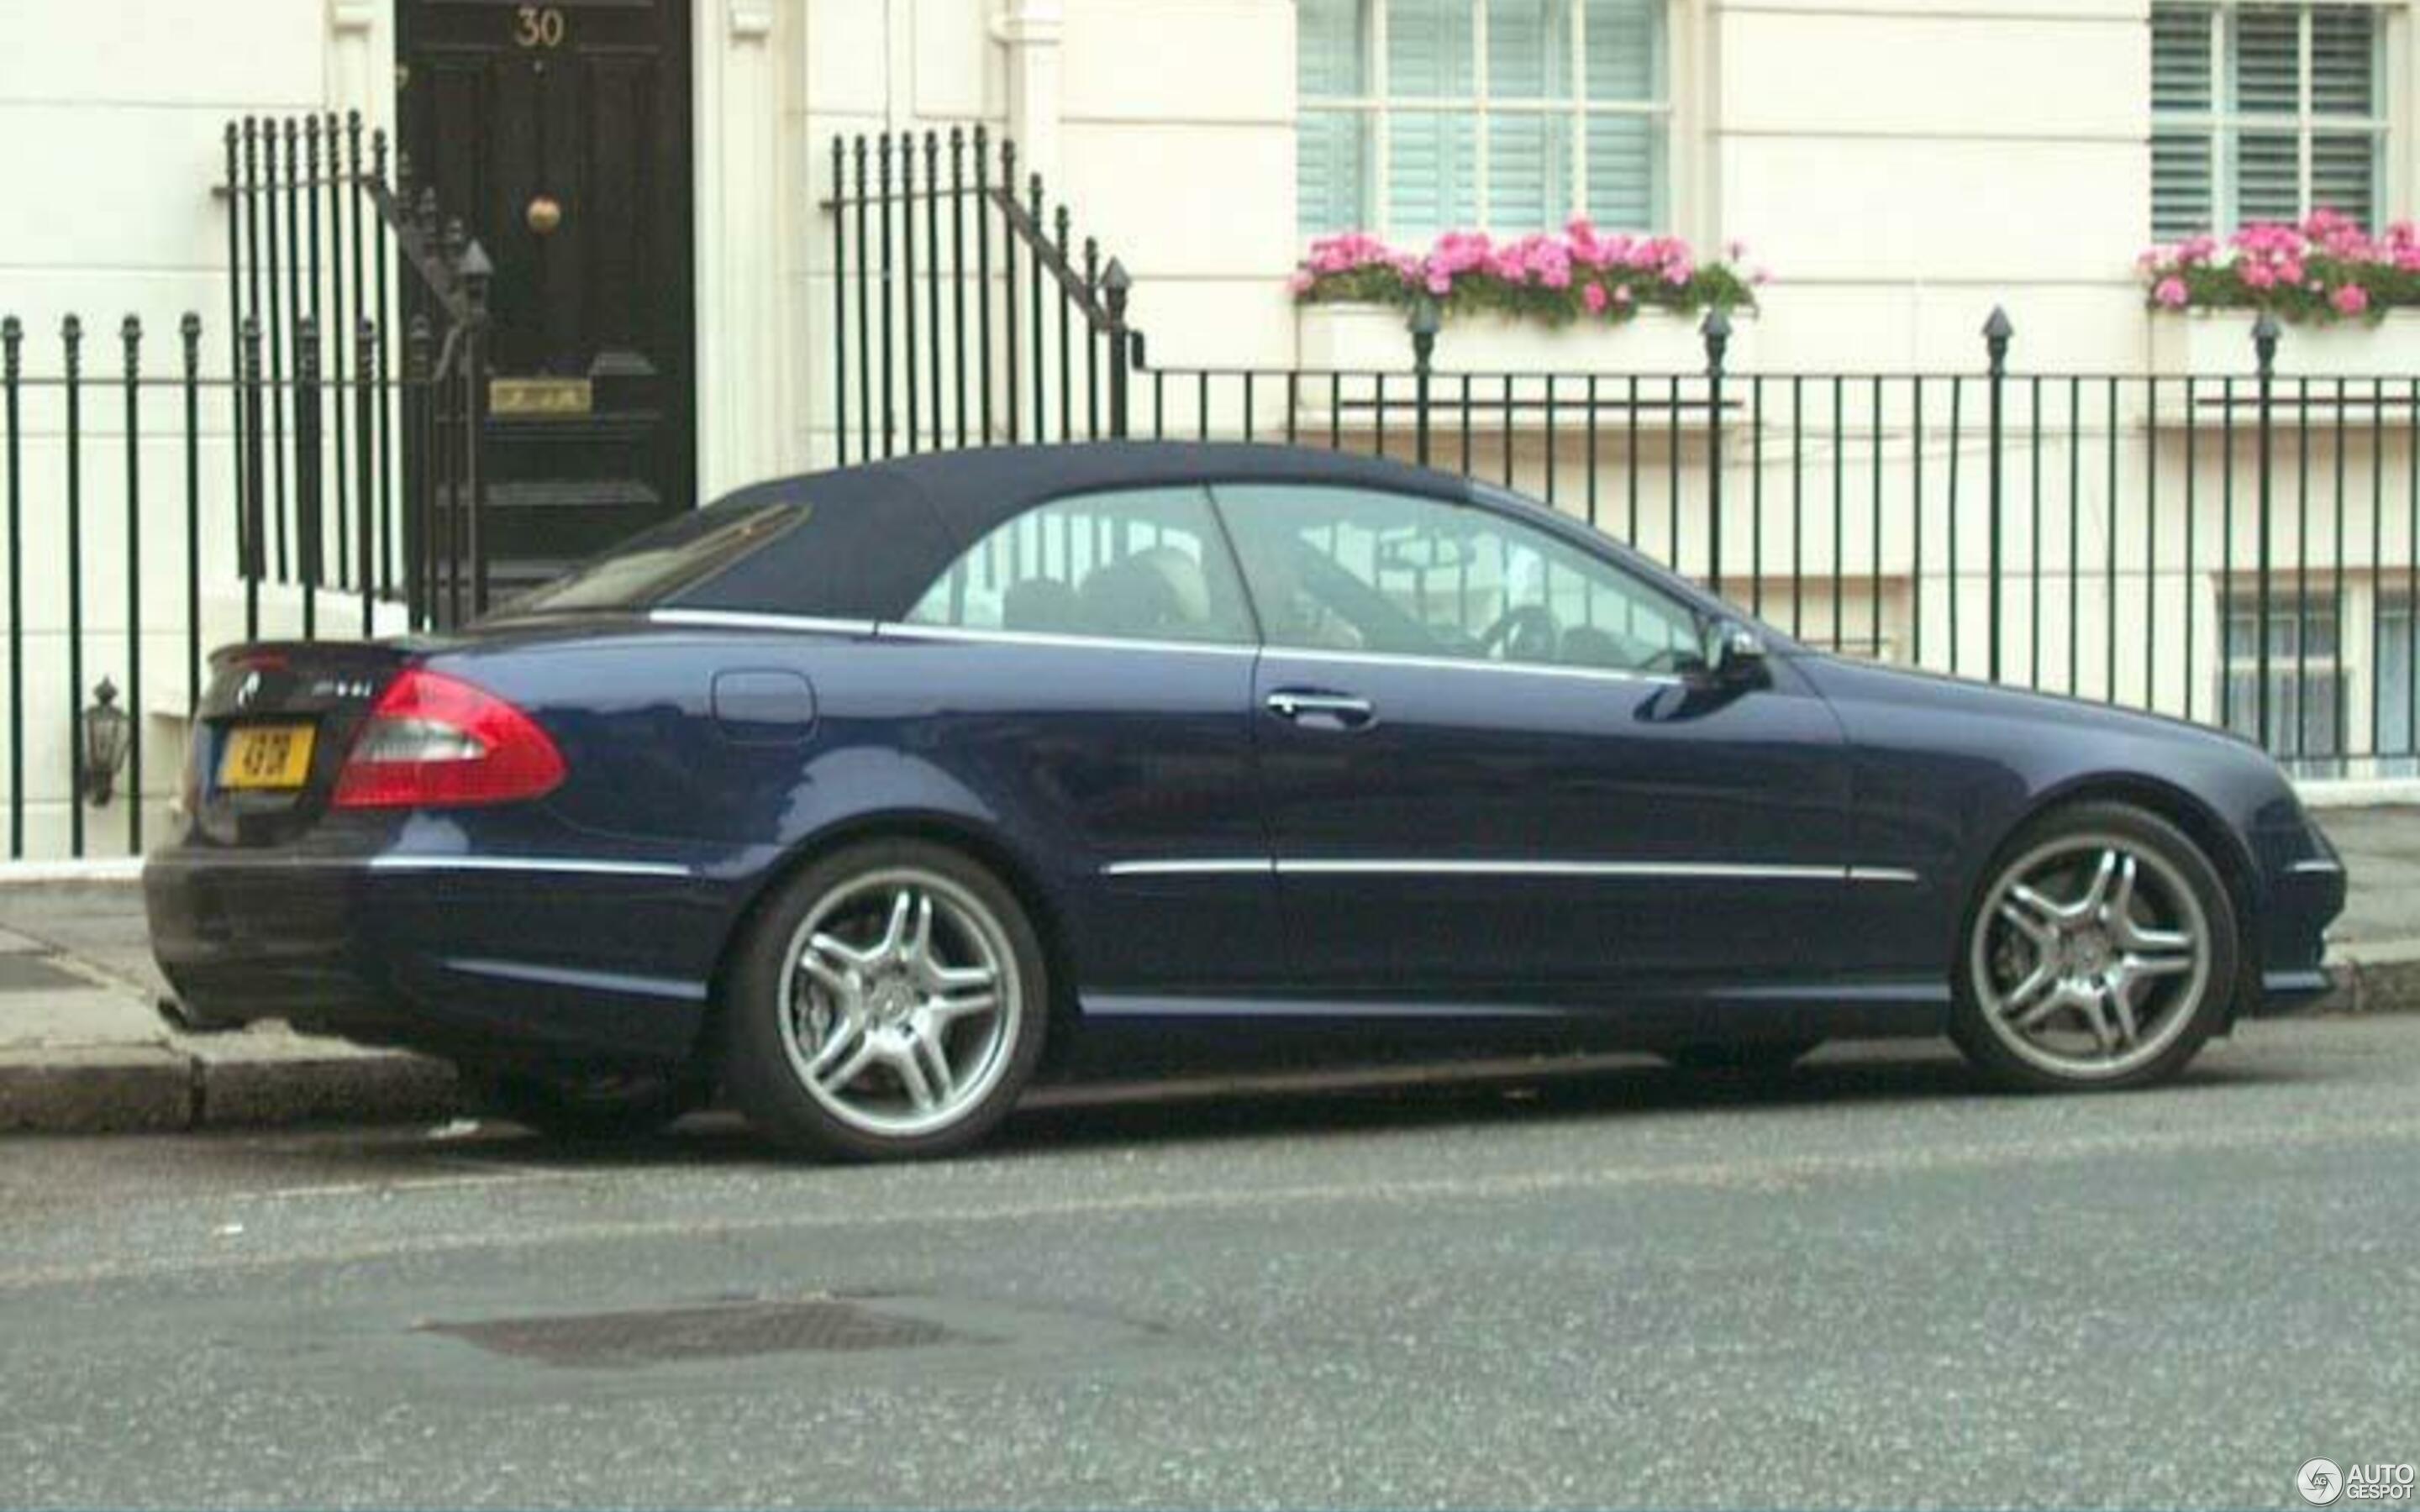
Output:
top-left (332, 669), bottom-right (566, 809)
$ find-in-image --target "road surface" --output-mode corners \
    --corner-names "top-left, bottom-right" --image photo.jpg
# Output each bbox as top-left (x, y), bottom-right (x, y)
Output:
top-left (3, 1018), bottom-right (2416, 1508)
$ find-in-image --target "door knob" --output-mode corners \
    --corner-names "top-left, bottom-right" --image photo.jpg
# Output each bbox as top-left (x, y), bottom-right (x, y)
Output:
top-left (526, 195), bottom-right (563, 235)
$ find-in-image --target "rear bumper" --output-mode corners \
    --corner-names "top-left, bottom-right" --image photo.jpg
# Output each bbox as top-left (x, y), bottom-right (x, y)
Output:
top-left (145, 847), bottom-right (726, 1068)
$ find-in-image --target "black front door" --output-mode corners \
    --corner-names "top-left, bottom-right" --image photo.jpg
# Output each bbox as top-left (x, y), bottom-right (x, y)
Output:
top-left (399, 0), bottom-right (697, 591)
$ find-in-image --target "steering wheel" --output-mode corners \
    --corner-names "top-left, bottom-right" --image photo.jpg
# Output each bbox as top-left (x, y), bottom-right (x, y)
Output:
top-left (1479, 604), bottom-right (1562, 664)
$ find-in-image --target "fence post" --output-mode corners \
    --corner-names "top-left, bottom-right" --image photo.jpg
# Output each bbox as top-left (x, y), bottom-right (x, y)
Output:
top-left (1703, 307), bottom-right (1732, 591)
top-left (240, 316), bottom-right (265, 642)
top-left (3, 315), bottom-right (19, 858)
top-left (1102, 257), bottom-right (1132, 439)
top-left (830, 133), bottom-right (848, 466)
top-left (458, 238), bottom-right (493, 617)
top-left (355, 316), bottom-right (378, 638)
top-left (1408, 299), bottom-right (1439, 469)
top-left (119, 315), bottom-right (142, 853)
top-left (295, 314), bottom-right (321, 641)
top-left (2254, 309), bottom-right (2281, 753)
top-left (1983, 307), bottom-right (2013, 684)
top-left (403, 314), bottom-right (432, 630)
top-left (180, 313), bottom-right (202, 730)
top-left (62, 315), bottom-right (83, 858)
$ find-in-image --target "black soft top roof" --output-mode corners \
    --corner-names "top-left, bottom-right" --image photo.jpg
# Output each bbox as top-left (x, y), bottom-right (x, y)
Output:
top-left (673, 442), bottom-right (1479, 621)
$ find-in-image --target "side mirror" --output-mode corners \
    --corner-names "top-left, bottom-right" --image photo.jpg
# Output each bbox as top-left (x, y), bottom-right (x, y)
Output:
top-left (1702, 618), bottom-right (1766, 681)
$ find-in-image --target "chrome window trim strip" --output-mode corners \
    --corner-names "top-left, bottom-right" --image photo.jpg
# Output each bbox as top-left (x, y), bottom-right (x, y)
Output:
top-left (1102, 858), bottom-right (1276, 877)
top-left (1846, 866), bottom-right (1923, 885)
top-left (1276, 858), bottom-right (1843, 880)
top-left (647, 609), bottom-right (879, 636)
top-left (1102, 858), bottom-right (1921, 884)
top-left (876, 622), bottom-right (1259, 659)
top-left (366, 855), bottom-right (693, 879)
top-left (1260, 643), bottom-right (1685, 688)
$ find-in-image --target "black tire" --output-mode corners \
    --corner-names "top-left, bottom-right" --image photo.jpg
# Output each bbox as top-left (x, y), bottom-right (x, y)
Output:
top-left (462, 1065), bottom-right (704, 1142)
top-left (1662, 1039), bottom-right (1822, 1074)
top-left (1950, 801), bottom-right (2238, 1092)
top-left (719, 838), bottom-right (1050, 1161)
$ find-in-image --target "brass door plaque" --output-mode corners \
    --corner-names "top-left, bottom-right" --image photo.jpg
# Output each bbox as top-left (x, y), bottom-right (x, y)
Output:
top-left (490, 376), bottom-right (592, 417)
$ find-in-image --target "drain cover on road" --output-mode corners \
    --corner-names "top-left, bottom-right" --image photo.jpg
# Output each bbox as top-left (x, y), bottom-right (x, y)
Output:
top-left (422, 1299), bottom-right (972, 1368)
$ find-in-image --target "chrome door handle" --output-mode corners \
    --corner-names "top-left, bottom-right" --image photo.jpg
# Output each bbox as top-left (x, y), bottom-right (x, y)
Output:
top-left (1265, 690), bottom-right (1375, 727)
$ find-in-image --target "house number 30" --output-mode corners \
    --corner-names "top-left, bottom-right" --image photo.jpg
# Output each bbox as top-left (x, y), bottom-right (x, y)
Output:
top-left (513, 6), bottom-right (567, 47)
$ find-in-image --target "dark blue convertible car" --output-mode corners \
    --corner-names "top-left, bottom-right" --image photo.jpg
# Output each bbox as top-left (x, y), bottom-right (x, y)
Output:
top-left (146, 444), bottom-right (2346, 1158)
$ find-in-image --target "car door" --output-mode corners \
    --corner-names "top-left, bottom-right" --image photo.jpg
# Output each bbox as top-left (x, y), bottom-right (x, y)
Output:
top-left (883, 483), bottom-right (1282, 1004)
top-left (1213, 481), bottom-right (1858, 1009)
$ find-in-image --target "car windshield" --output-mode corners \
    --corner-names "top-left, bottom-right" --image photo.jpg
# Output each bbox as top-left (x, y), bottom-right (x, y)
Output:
top-left (500, 499), bottom-right (809, 615)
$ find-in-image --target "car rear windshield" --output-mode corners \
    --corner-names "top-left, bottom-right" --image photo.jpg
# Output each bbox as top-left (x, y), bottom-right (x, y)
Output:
top-left (502, 498), bottom-right (809, 615)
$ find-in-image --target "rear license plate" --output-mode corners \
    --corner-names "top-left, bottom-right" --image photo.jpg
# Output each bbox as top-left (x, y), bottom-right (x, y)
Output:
top-left (217, 724), bottom-right (316, 790)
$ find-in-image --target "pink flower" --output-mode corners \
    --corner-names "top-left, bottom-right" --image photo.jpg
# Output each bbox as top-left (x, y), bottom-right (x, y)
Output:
top-left (2242, 262), bottom-right (2278, 291)
top-left (1524, 239), bottom-right (1573, 289)
top-left (2332, 282), bottom-right (2371, 316)
top-left (1286, 224), bottom-right (1754, 324)
top-left (2153, 276), bottom-right (2190, 308)
top-left (1751, 266), bottom-right (1771, 286)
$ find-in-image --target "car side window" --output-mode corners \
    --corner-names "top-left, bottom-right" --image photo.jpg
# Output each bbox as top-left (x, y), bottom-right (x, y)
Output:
top-left (905, 485), bottom-right (1255, 646)
top-left (1214, 484), bottom-right (1703, 675)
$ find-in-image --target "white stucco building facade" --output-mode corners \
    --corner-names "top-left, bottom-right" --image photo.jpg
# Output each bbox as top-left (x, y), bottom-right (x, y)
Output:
top-left (3, 0), bottom-right (2418, 854)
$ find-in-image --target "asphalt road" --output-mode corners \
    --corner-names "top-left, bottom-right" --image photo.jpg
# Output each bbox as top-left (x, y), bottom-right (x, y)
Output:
top-left (3, 1018), bottom-right (2417, 1509)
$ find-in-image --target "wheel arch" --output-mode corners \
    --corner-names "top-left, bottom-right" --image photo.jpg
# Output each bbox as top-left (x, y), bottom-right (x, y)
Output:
top-left (695, 811), bottom-right (1086, 1074)
top-left (1981, 772), bottom-right (2264, 1019)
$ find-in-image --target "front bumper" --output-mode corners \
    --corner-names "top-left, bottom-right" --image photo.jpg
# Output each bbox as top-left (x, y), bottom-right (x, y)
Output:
top-left (145, 847), bottom-right (727, 1067)
top-left (2246, 846), bottom-right (2349, 1016)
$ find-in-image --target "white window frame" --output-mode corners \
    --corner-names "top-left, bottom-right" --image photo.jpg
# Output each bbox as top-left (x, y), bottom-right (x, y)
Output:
top-left (1298, 0), bottom-right (1681, 239)
top-left (2221, 584), bottom-right (2349, 765)
top-left (2151, 0), bottom-right (2401, 233)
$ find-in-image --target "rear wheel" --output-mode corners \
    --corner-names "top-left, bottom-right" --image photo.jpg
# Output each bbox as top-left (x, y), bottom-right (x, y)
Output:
top-left (720, 839), bottom-right (1048, 1161)
top-left (1952, 801), bottom-right (2237, 1091)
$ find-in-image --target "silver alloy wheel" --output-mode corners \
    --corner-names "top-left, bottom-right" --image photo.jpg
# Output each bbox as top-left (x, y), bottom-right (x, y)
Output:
top-left (1969, 832), bottom-right (2213, 1080)
top-left (776, 866), bottom-right (1023, 1138)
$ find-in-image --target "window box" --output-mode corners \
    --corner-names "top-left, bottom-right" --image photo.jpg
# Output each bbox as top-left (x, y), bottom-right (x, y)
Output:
top-left (1297, 299), bottom-right (1739, 377)
top-left (2149, 306), bottom-right (2420, 383)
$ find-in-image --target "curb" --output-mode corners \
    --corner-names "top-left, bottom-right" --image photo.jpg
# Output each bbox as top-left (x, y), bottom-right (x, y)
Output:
top-left (0, 1031), bottom-right (460, 1137)
top-left (2319, 947), bottom-right (2420, 1015)
top-left (4, 953), bottom-right (2419, 1139)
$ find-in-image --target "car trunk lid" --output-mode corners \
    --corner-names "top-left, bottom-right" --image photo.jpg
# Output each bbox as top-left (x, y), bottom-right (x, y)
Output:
top-left (187, 642), bottom-right (418, 846)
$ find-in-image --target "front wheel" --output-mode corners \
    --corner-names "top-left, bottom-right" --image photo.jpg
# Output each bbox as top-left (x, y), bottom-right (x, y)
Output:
top-left (1952, 801), bottom-right (2238, 1091)
top-left (720, 840), bottom-right (1050, 1161)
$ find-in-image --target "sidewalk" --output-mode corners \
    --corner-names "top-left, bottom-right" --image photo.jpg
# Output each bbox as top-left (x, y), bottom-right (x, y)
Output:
top-left (4, 806), bottom-right (2417, 1135)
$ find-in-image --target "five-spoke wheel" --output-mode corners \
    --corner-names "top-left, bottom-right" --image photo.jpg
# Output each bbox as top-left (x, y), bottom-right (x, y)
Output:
top-left (1954, 802), bottom-right (2237, 1090)
top-left (723, 839), bottom-right (1049, 1159)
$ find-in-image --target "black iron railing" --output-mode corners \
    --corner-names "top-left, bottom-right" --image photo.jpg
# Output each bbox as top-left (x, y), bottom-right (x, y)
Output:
top-left (824, 127), bottom-right (1134, 462)
top-left (220, 112), bottom-right (493, 628)
top-left (826, 129), bottom-right (2420, 780)
top-left (0, 312), bottom-right (423, 858)
top-left (0, 113), bottom-right (505, 863)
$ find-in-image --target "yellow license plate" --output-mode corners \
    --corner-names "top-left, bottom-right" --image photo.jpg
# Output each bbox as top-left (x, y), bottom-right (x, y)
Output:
top-left (217, 724), bottom-right (317, 790)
